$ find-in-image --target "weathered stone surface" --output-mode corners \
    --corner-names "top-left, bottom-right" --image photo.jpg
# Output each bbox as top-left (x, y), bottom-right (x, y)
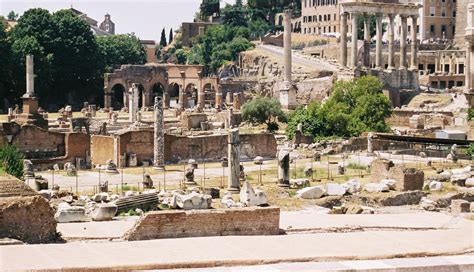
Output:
top-left (378, 191), bottom-right (425, 206)
top-left (420, 197), bottom-right (437, 211)
top-left (429, 181), bottom-right (443, 192)
top-left (92, 192), bottom-right (109, 202)
top-left (290, 178), bottom-right (310, 189)
top-left (296, 186), bottom-right (325, 199)
top-left (364, 183), bottom-right (390, 193)
top-left (380, 179), bottom-right (397, 190)
top-left (176, 192), bottom-right (212, 210)
top-left (123, 207), bottom-right (281, 241)
top-left (342, 179), bottom-right (361, 194)
top-left (451, 173), bottom-right (470, 186)
top-left (90, 203), bottom-right (118, 221)
top-left (451, 199), bottom-right (470, 213)
top-left (239, 181), bottom-right (267, 207)
top-left (326, 183), bottom-right (347, 196)
top-left (277, 150), bottom-right (290, 187)
top-left (54, 203), bottom-right (90, 223)
top-left (0, 196), bottom-right (58, 243)
top-left (465, 178), bottom-right (474, 188)
top-left (304, 166), bottom-right (313, 178)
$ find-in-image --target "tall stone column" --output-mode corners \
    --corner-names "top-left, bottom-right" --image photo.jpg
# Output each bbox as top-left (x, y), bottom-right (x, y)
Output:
top-left (375, 13), bottom-right (383, 69)
top-left (129, 84), bottom-right (139, 123)
top-left (25, 55), bottom-right (35, 97)
top-left (410, 15), bottom-right (418, 70)
top-left (284, 10), bottom-right (292, 83)
top-left (277, 150), bottom-right (290, 187)
top-left (467, 41), bottom-right (472, 90)
top-left (215, 85), bottom-right (223, 109)
top-left (388, 14), bottom-right (395, 69)
top-left (153, 96), bottom-right (164, 168)
top-left (363, 14), bottom-right (371, 68)
top-left (400, 15), bottom-right (408, 69)
top-left (340, 13), bottom-right (348, 67)
top-left (163, 92), bottom-right (170, 109)
top-left (351, 12), bottom-right (358, 68)
top-left (178, 84), bottom-right (186, 110)
top-left (227, 128), bottom-right (240, 193)
top-left (233, 93), bottom-right (241, 110)
top-left (197, 88), bottom-right (205, 109)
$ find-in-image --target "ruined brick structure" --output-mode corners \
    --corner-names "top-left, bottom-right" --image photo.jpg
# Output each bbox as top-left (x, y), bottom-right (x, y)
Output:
top-left (371, 158), bottom-right (424, 191)
top-left (123, 207), bottom-right (280, 241)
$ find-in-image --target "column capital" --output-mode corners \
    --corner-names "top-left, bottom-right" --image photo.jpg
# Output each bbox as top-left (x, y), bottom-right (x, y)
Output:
top-left (399, 14), bottom-right (409, 19)
top-left (387, 13), bottom-right (395, 19)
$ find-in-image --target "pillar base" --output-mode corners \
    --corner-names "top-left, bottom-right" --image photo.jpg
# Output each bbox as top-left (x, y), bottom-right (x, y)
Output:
top-left (185, 181), bottom-right (198, 186)
top-left (226, 187), bottom-right (240, 194)
top-left (277, 181), bottom-right (290, 188)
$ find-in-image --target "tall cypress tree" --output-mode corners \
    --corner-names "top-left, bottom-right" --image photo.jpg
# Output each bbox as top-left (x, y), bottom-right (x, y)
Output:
top-left (169, 28), bottom-right (173, 44)
top-left (160, 28), bottom-right (167, 47)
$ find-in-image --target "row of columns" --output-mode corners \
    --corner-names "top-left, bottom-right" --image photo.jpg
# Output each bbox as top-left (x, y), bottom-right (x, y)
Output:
top-left (340, 12), bottom-right (418, 70)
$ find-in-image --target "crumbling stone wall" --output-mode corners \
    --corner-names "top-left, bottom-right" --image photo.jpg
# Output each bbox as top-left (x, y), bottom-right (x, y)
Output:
top-left (11, 124), bottom-right (65, 158)
top-left (0, 196), bottom-right (58, 243)
top-left (387, 110), bottom-right (453, 127)
top-left (371, 158), bottom-right (424, 191)
top-left (123, 207), bottom-right (280, 241)
top-left (91, 135), bottom-right (116, 166)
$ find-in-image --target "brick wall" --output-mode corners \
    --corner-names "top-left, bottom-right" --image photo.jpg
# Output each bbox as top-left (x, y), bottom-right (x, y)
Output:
top-left (371, 158), bottom-right (424, 191)
top-left (123, 207), bottom-right (280, 241)
top-left (91, 135), bottom-right (115, 165)
top-left (11, 124), bottom-right (65, 157)
top-left (165, 133), bottom-right (277, 163)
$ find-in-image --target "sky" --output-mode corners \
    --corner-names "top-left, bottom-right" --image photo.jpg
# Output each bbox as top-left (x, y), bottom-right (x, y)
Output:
top-left (1, 0), bottom-right (235, 41)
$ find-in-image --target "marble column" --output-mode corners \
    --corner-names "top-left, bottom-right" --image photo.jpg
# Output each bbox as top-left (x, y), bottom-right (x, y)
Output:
top-left (467, 41), bottom-right (472, 90)
top-left (153, 96), bottom-right (164, 168)
top-left (351, 12), bottom-right (358, 68)
top-left (233, 93), bottom-right (241, 110)
top-left (215, 85), bottom-right (223, 109)
top-left (388, 14), bottom-right (395, 69)
top-left (227, 128), bottom-right (240, 193)
top-left (375, 13), bottom-right (383, 69)
top-left (197, 87), bottom-right (205, 109)
top-left (163, 92), bottom-right (170, 109)
top-left (129, 84), bottom-right (139, 123)
top-left (410, 15), bottom-right (418, 70)
top-left (340, 13), bottom-right (348, 67)
top-left (284, 10), bottom-right (292, 83)
top-left (363, 14), bottom-right (371, 68)
top-left (25, 55), bottom-right (35, 97)
top-left (178, 84), bottom-right (186, 110)
top-left (400, 15), bottom-right (408, 69)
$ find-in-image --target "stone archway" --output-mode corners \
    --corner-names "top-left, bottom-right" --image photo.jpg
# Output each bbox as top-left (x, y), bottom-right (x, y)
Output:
top-left (111, 83), bottom-right (126, 110)
top-left (168, 82), bottom-right (180, 108)
top-left (185, 83), bottom-right (198, 108)
top-left (203, 83), bottom-right (215, 108)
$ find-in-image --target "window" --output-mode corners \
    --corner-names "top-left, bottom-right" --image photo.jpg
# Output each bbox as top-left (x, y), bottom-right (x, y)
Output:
top-left (430, 24), bottom-right (435, 33)
top-left (334, 14), bottom-right (336, 21)
top-left (453, 11), bottom-right (456, 17)
top-left (430, 7), bottom-right (435, 16)
top-left (459, 64), bottom-right (464, 74)
top-left (441, 24), bottom-right (447, 34)
top-left (417, 25), bottom-right (420, 33)
top-left (105, 24), bottom-right (110, 32)
top-left (441, 8), bottom-right (446, 17)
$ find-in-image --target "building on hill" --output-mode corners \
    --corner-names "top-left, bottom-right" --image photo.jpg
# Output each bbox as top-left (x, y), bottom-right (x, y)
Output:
top-left (99, 14), bottom-right (115, 35)
top-left (69, 8), bottom-right (113, 36)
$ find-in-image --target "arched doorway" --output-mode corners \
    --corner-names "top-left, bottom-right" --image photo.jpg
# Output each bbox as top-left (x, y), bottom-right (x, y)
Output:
top-left (203, 83), bottom-right (215, 108)
top-left (111, 84), bottom-right (126, 110)
top-left (185, 83), bottom-right (198, 108)
top-left (169, 83), bottom-right (180, 108)
top-left (278, 15), bottom-right (283, 26)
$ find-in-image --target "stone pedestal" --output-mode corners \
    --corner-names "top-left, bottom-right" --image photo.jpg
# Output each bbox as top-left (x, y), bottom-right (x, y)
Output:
top-left (233, 93), bottom-right (242, 110)
top-left (129, 84), bottom-right (139, 123)
top-left (227, 128), bottom-right (240, 194)
top-left (279, 82), bottom-right (297, 110)
top-left (215, 87), bottom-right (223, 109)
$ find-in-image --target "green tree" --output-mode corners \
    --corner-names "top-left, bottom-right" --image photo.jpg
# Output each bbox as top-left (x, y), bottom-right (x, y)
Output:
top-left (200, 0), bottom-right (220, 21)
top-left (286, 76), bottom-right (392, 140)
top-left (97, 34), bottom-right (147, 72)
top-left (7, 11), bottom-right (18, 20)
top-left (241, 97), bottom-right (287, 132)
top-left (0, 145), bottom-right (24, 179)
top-left (356, 14), bottom-right (387, 41)
top-left (160, 28), bottom-right (167, 47)
top-left (0, 20), bottom-right (12, 106)
top-left (249, 18), bottom-right (270, 40)
top-left (169, 28), bottom-right (174, 44)
top-left (175, 48), bottom-right (188, 64)
top-left (468, 108), bottom-right (473, 121)
top-left (467, 144), bottom-right (474, 159)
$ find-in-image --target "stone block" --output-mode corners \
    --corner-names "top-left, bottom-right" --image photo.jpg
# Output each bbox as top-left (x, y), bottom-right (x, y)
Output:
top-left (380, 179), bottom-right (397, 190)
top-left (290, 178), bottom-right (310, 189)
top-left (176, 192), bottom-right (212, 210)
top-left (466, 178), bottom-right (474, 188)
top-left (90, 203), bottom-right (118, 221)
top-left (326, 183), bottom-right (347, 196)
top-left (296, 186), bottom-right (326, 199)
top-left (54, 204), bottom-right (90, 223)
top-left (364, 183), bottom-right (390, 193)
top-left (240, 181), bottom-right (267, 207)
top-left (342, 179), bottom-right (361, 194)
